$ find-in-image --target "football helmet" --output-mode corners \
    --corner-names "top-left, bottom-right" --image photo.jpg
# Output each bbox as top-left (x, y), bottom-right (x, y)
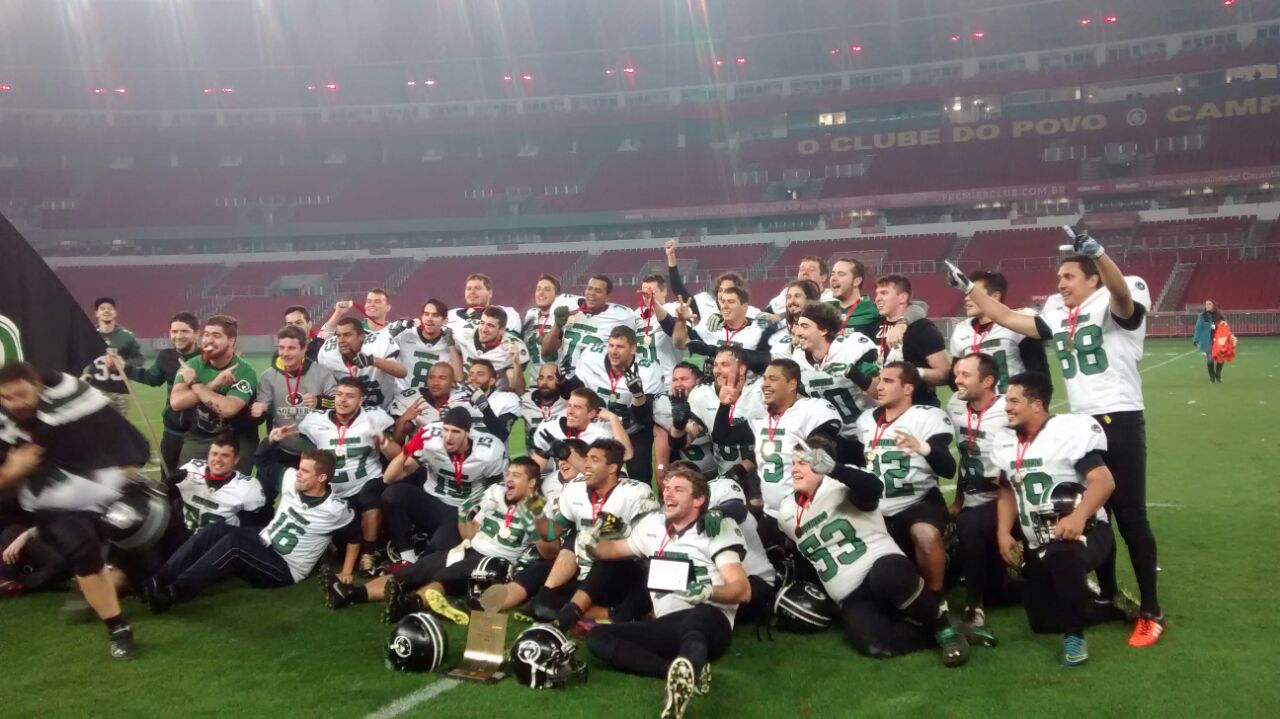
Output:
top-left (773, 581), bottom-right (837, 633)
top-left (1032, 482), bottom-right (1088, 546)
top-left (468, 556), bottom-right (512, 605)
top-left (385, 612), bottom-right (447, 672)
top-left (508, 625), bottom-right (588, 689)
top-left (101, 477), bottom-right (171, 551)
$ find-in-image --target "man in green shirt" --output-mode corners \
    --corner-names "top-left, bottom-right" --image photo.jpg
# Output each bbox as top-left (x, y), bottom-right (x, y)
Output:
top-left (170, 315), bottom-right (258, 473)
top-left (114, 312), bottom-right (201, 477)
top-left (84, 297), bottom-right (145, 418)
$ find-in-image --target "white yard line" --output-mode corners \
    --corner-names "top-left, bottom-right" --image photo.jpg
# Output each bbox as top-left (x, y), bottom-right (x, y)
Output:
top-left (364, 678), bottom-right (461, 719)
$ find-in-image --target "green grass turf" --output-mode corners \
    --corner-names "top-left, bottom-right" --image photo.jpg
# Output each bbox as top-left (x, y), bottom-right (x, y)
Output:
top-left (3, 339), bottom-right (1279, 717)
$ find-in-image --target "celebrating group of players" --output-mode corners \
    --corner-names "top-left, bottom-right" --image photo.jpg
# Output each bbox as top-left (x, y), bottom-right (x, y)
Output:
top-left (0, 230), bottom-right (1167, 719)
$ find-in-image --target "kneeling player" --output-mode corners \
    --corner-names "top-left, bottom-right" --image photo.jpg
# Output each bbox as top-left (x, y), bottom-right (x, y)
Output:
top-left (146, 451), bottom-right (360, 611)
top-left (780, 435), bottom-right (969, 667)
top-left (586, 466), bottom-right (751, 719)
top-left (993, 373), bottom-right (1119, 667)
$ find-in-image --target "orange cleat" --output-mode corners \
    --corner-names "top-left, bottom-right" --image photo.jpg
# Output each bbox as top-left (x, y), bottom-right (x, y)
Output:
top-left (1128, 614), bottom-right (1167, 647)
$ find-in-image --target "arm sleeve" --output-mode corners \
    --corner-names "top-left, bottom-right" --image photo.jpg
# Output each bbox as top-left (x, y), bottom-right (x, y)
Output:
top-left (711, 403), bottom-right (754, 444)
top-left (1112, 302), bottom-right (1146, 331)
top-left (557, 374), bottom-right (585, 399)
top-left (1018, 336), bottom-right (1050, 376)
top-left (479, 404), bottom-right (514, 442)
top-left (1033, 316), bottom-right (1053, 341)
top-left (925, 434), bottom-right (957, 479)
top-left (336, 516), bottom-right (362, 545)
top-left (125, 356), bottom-right (168, 387)
top-left (1074, 450), bottom-right (1107, 476)
top-left (829, 464), bottom-right (884, 512)
top-left (845, 348), bottom-right (880, 391)
top-left (809, 420), bottom-right (841, 445)
top-left (667, 265), bottom-right (694, 307)
top-left (629, 395), bottom-right (654, 427)
top-left (714, 498), bottom-right (749, 523)
top-left (738, 347), bottom-right (773, 374)
top-left (656, 312), bottom-right (678, 338)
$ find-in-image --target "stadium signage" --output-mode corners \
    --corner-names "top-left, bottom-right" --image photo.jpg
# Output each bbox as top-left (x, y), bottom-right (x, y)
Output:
top-left (797, 93), bottom-right (1280, 155)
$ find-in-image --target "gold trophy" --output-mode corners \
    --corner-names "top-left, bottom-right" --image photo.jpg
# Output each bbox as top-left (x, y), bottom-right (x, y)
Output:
top-left (447, 585), bottom-right (509, 683)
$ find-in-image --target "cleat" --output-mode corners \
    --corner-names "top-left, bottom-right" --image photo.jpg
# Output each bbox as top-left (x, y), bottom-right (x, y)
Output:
top-left (1060, 633), bottom-right (1089, 666)
top-left (1128, 613), bottom-right (1166, 648)
top-left (695, 662), bottom-right (712, 696)
top-left (935, 625), bottom-right (970, 668)
top-left (359, 553), bottom-right (377, 577)
top-left (424, 588), bottom-right (470, 626)
top-left (1111, 590), bottom-right (1141, 622)
top-left (325, 580), bottom-right (358, 610)
top-left (144, 577), bottom-right (173, 614)
top-left (661, 657), bottom-right (697, 719)
top-left (963, 607), bottom-right (998, 647)
top-left (109, 624), bottom-right (136, 660)
top-left (382, 579), bottom-right (421, 625)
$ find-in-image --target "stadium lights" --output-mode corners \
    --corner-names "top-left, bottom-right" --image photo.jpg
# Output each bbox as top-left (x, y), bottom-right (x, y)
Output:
top-left (503, 74), bottom-right (513, 81)
top-left (623, 67), bottom-right (635, 74)
top-left (735, 57), bottom-right (746, 64)
top-left (850, 45), bottom-right (863, 54)
top-left (325, 83), bottom-right (338, 91)
top-left (605, 68), bottom-right (615, 75)
top-left (829, 48), bottom-right (840, 55)
top-left (521, 74), bottom-right (533, 81)
top-left (1104, 15), bottom-right (1118, 23)
top-left (972, 31), bottom-right (985, 39)
top-left (1223, 0), bottom-right (1236, 5)
top-left (306, 84), bottom-right (317, 91)
top-left (0, 84), bottom-right (10, 91)
top-left (1080, 18), bottom-right (1092, 25)
top-left (113, 87), bottom-right (127, 94)
top-left (950, 34), bottom-right (961, 42)
top-left (406, 80), bottom-right (416, 86)
top-left (424, 79), bottom-right (436, 86)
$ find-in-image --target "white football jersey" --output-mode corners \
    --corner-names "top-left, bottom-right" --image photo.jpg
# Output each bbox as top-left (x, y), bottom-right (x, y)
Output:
top-left (749, 397), bottom-right (842, 518)
top-left (297, 408), bottom-right (395, 499)
top-left (559, 303), bottom-right (639, 366)
top-left (554, 477), bottom-right (658, 579)
top-left (261, 472), bottom-right (356, 582)
top-left (793, 332), bottom-right (879, 439)
top-left (686, 381), bottom-right (762, 474)
top-left (529, 415), bottom-right (616, 494)
top-left (690, 317), bottom-right (772, 354)
top-left (523, 295), bottom-right (582, 372)
top-left (769, 325), bottom-right (797, 360)
top-left (690, 292), bottom-right (762, 326)
top-left (854, 405), bottom-right (955, 517)
top-left (653, 394), bottom-right (717, 477)
top-left (990, 414), bottom-right (1110, 549)
top-left (626, 511), bottom-right (745, 626)
top-left (175, 459), bottom-right (266, 531)
top-left (388, 383), bottom-right (474, 430)
top-left (395, 328), bottom-right (456, 392)
top-left (316, 330), bottom-right (401, 410)
top-left (457, 335), bottom-right (530, 391)
top-left (468, 388), bottom-right (520, 431)
top-left (945, 394), bottom-right (1008, 509)
top-left (635, 302), bottom-right (686, 376)
top-left (519, 390), bottom-right (567, 447)
top-left (708, 476), bottom-right (777, 583)
top-left (411, 424), bottom-right (509, 508)
top-left (463, 483), bottom-right (539, 562)
top-left (1039, 277), bottom-right (1150, 415)
top-left (574, 345), bottom-right (666, 434)
top-left (778, 475), bottom-right (904, 603)
top-left (949, 313), bottom-right (1036, 393)
top-left (447, 305), bottom-right (522, 347)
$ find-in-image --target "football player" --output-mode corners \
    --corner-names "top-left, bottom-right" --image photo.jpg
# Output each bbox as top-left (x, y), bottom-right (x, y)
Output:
top-left (764, 256), bottom-right (832, 315)
top-left (0, 363), bottom-right (152, 659)
top-left (172, 433), bottom-right (266, 535)
top-left (327, 457), bottom-right (543, 622)
top-left (684, 346), bottom-right (761, 481)
top-left (273, 377), bottom-right (399, 574)
top-left (447, 273), bottom-right (523, 345)
top-left (389, 362), bottom-right (472, 441)
top-left (322, 288), bottom-right (395, 333)
top-left (533, 439), bottom-right (659, 628)
top-left (562, 325), bottom-right (664, 481)
top-left (780, 435), bottom-right (970, 667)
top-left (992, 372), bottom-right (1119, 666)
top-left (826, 258), bottom-right (926, 349)
top-left (146, 451), bottom-right (360, 612)
top-left (171, 315), bottom-right (259, 472)
top-left (855, 361), bottom-right (955, 593)
top-left (946, 229), bottom-right (1164, 645)
top-left (382, 408), bottom-right (508, 563)
top-left (654, 363), bottom-right (717, 486)
top-left (949, 271), bottom-right (1048, 391)
top-left (585, 465), bottom-right (750, 719)
top-left (396, 299), bottom-right (464, 391)
top-left (662, 239), bottom-right (761, 324)
top-left (540, 274), bottom-right (638, 366)
top-left (529, 388), bottom-right (632, 500)
top-left (84, 296), bottom-right (145, 418)
top-left (872, 276), bottom-right (950, 407)
top-left (464, 359), bottom-right (521, 442)
top-left (686, 459), bottom-right (777, 621)
top-left (282, 304), bottom-right (326, 360)
top-left (637, 274), bottom-right (687, 375)
top-left (676, 286), bottom-right (776, 373)
top-left (712, 358), bottom-right (841, 547)
top-left (118, 311), bottom-right (200, 477)
top-left (316, 317), bottom-right (407, 410)
top-left (251, 325), bottom-right (337, 509)
top-left (791, 302), bottom-right (879, 464)
top-left (519, 364), bottom-right (567, 449)
top-left (767, 279), bottom-right (823, 359)
top-left (945, 353), bottom-right (1008, 642)
top-left (523, 275), bottom-right (582, 374)
top-left (456, 306), bottom-right (528, 393)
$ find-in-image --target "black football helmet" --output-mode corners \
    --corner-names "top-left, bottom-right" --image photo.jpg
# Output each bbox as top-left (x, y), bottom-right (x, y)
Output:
top-left (385, 612), bottom-right (448, 672)
top-left (508, 625), bottom-right (588, 689)
top-left (468, 556), bottom-right (512, 605)
top-left (101, 476), bottom-right (171, 551)
top-left (773, 581), bottom-right (837, 633)
top-left (1032, 482), bottom-right (1088, 546)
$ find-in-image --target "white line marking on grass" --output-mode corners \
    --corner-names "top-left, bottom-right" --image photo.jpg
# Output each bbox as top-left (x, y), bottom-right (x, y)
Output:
top-left (364, 678), bottom-right (461, 719)
top-left (1051, 349), bottom-right (1198, 409)
top-left (1147, 502), bottom-right (1181, 509)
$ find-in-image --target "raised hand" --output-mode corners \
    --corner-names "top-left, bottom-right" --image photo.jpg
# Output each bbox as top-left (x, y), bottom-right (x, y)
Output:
top-left (943, 260), bottom-right (973, 293)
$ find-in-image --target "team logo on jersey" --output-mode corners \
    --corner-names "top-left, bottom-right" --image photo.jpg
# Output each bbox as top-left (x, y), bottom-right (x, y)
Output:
top-left (232, 380), bottom-right (252, 394)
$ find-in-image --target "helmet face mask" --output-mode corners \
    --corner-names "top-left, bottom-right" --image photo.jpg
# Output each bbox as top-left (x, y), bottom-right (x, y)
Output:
top-left (507, 625), bottom-right (589, 689)
top-left (468, 557), bottom-right (512, 607)
top-left (1032, 482), bottom-right (1087, 548)
top-left (772, 581), bottom-right (837, 633)
top-left (385, 613), bottom-right (448, 673)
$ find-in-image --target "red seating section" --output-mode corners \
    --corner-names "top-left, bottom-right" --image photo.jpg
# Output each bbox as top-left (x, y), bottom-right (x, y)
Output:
top-left (217, 296), bottom-right (324, 336)
top-left (963, 228), bottom-right (1071, 264)
top-left (397, 253), bottom-right (576, 310)
top-left (1182, 260), bottom-right (1280, 311)
top-left (55, 264), bottom-right (209, 337)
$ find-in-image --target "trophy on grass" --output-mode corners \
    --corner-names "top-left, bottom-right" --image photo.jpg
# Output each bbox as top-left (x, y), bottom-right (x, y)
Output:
top-left (447, 585), bottom-right (509, 683)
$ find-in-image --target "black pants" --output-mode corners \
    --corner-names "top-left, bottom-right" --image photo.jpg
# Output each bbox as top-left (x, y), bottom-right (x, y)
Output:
top-left (955, 501), bottom-right (1005, 608)
top-left (33, 511), bottom-right (107, 577)
top-left (160, 431), bottom-right (185, 480)
top-left (393, 547), bottom-right (485, 595)
top-left (1023, 521), bottom-right (1114, 635)
top-left (625, 428), bottom-right (655, 485)
top-left (383, 481), bottom-right (461, 555)
top-left (883, 488), bottom-right (948, 559)
top-left (1093, 410), bottom-right (1160, 614)
top-left (738, 574), bottom-right (778, 625)
top-left (580, 558), bottom-right (652, 621)
top-left (160, 524), bottom-right (293, 600)
top-left (587, 604), bottom-right (733, 678)
top-left (838, 553), bottom-right (947, 658)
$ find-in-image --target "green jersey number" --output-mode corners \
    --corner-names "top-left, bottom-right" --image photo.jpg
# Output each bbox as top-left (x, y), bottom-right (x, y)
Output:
top-left (821, 387), bottom-right (861, 424)
top-left (989, 350), bottom-right (1009, 392)
top-left (1014, 470), bottom-right (1054, 528)
top-left (267, 508), bottom-right (309, 555)
top-left (759, 433), bottom-right (786, 484)
top-left (562, 330), bottom-right (604, 362)
top-left (1053, 325), bottom-right (1108, 379)
top-left (872, 450), bottom-right (914, 497)
top-left (330, 441), bottom-right (373, 484)
top-left (798, 518), bottom-right (867, 582)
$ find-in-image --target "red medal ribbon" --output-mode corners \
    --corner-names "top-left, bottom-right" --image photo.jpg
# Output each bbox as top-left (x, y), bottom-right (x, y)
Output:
top-left (1065, 305), bottom-right (1083, 345)
top-left (970, 320), bottom-right (992, 356)
top-left (283, 364), bottom-right (303, 405)
top-left (767, 407), bottom-right (787, 442)
top-left (794, 493), bottom-right (812, 533)
top-left (450, 453), bottom-right (466, 492)
top-left (966, 397), bottom-right (995, 453)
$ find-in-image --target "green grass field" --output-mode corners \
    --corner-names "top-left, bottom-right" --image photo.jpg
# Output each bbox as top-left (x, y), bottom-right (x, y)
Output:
top-left (4, 338), bottom-right (1279, 717)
